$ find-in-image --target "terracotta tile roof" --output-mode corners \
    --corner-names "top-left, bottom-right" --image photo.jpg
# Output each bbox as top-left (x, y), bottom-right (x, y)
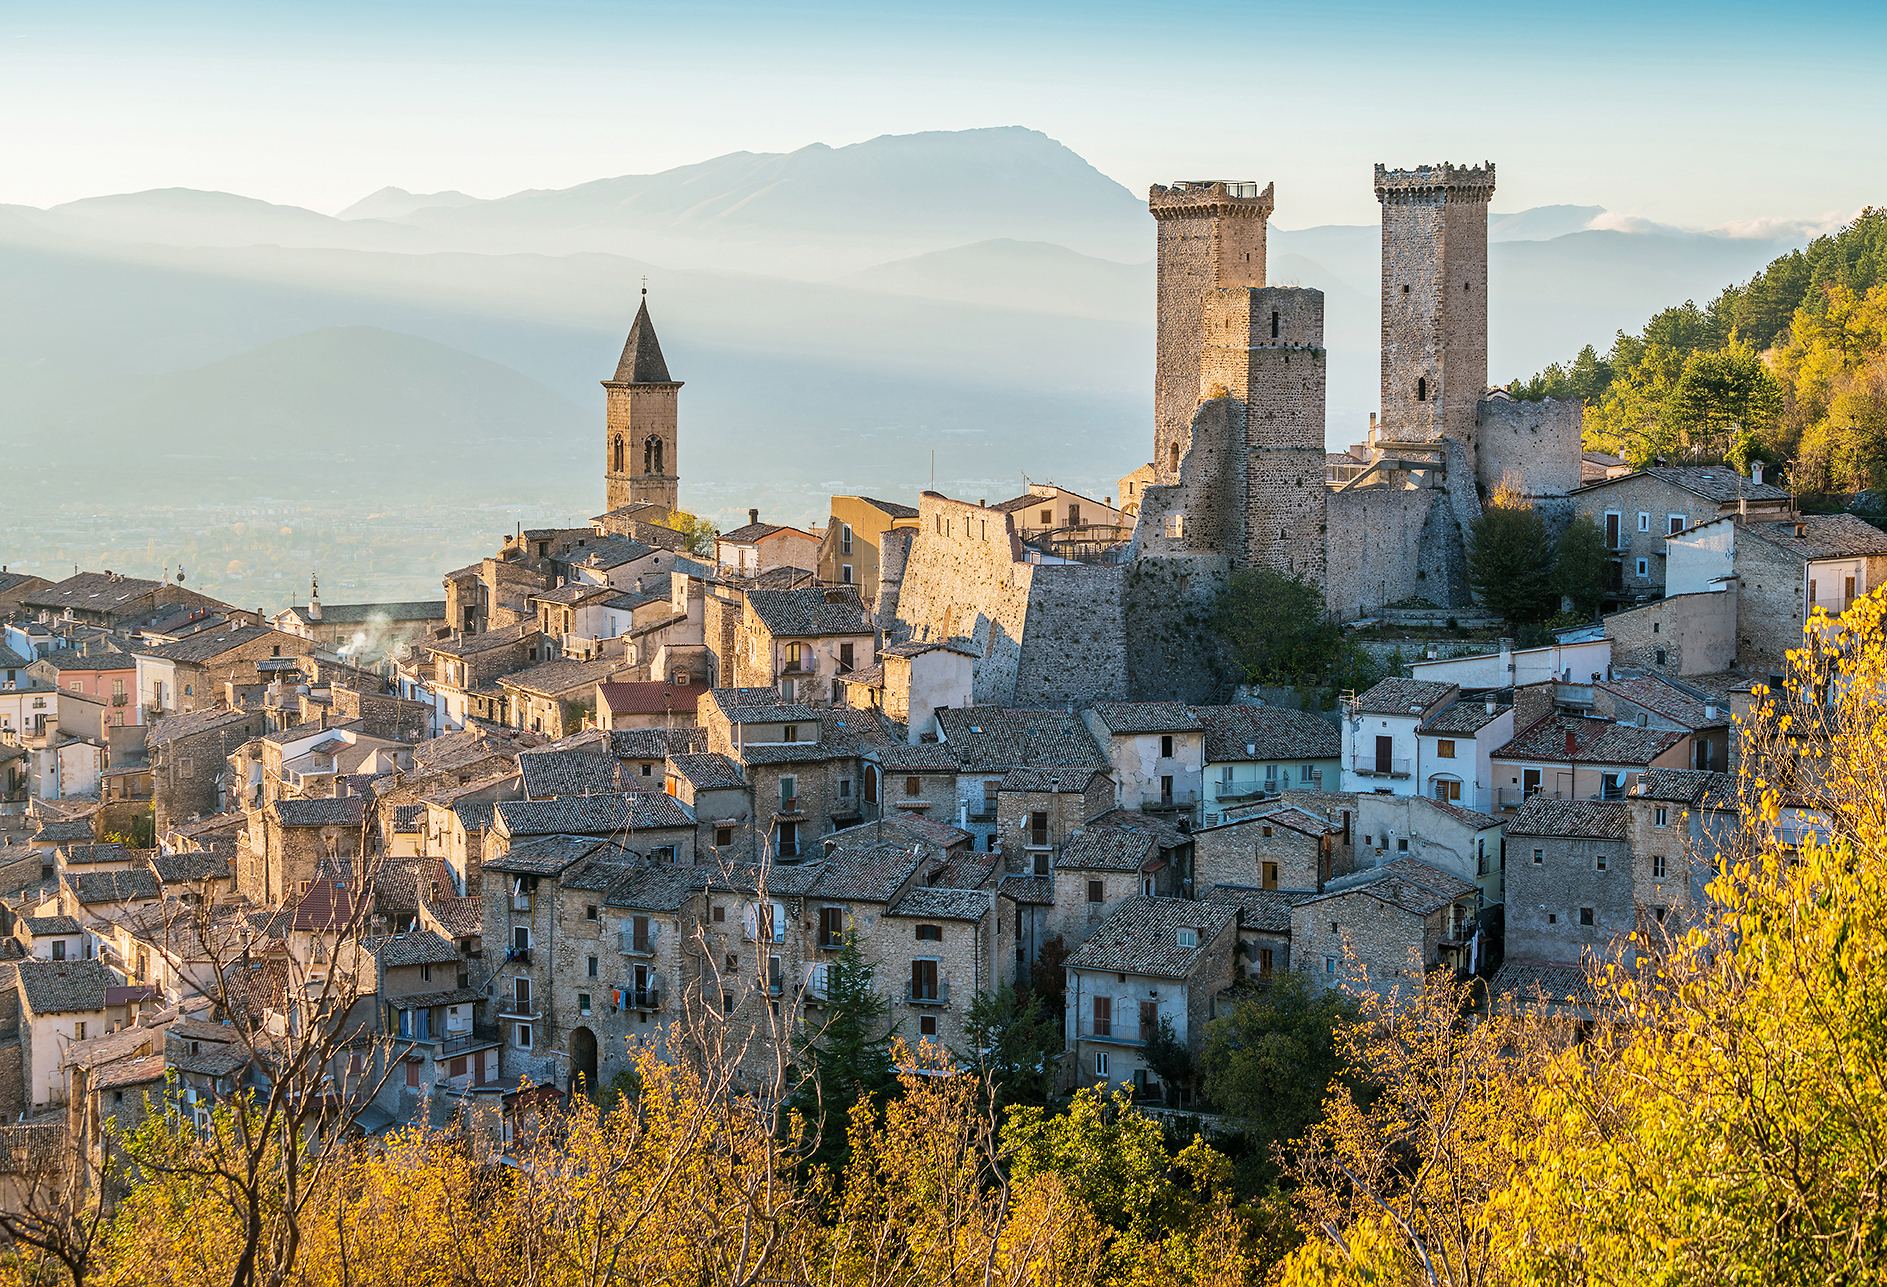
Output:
top-left (498, 656), bottom-right (632, 699)
top-left (15, 959), bottom-right (117, 1013)
top-left (425, 621), bottom-right (539, 659)
top-left (1351, 678), bottom-right (1458, 717)
top-left (746, 587), bottom-right (872, 638)
top-left (23, 573), bottom-right (160, 612)
top-left (485, 835), bottom-right (629, 877)
top-left (94, 1054), bottom-right (167, 1090)
top-left (602, 863), bottom-right (698, 912)
top-left (852, 496), bottom-right (920, 519)
top-left (148, 852), bottom-right (231, 884)
top-left (597, 680), bottom-right (704, 716)
top-left (887, 887), bottom-right (991, 921)
top-left (518, 749), bottom-right (622, 799)
top-left (1065, 896), bottom-right (1237, 979)
top-left (1199, 804), bottom-right (1339, 838)
top-left (996, 766), bottom-right (1106, 792)
top-left (1640, 465), bottom-right (1791, 504)
top-left (28, 819), bottom-right (93, 845)
top-left (805, 841), bottom-right (921, 902)
top-left (37, 648), bottom-right (137, 672)
top-left (1490, 959), bottom-right (1601, 1009)
top-left (20, 915), bottom-right (81, 936)
top-left (607, 728), bottom-right (703, 760)
top-left (1495, 713), bottom-right (1684, 766)
top-left (1417, 701), bottom-right (1511, 736)
top-left (1507, 797), bottom-right (1630, 840)
top-left (1089, 702), bottom-right (1202, 735)
top-left (1418, 796), bottom-right (1503, 830)
top-left (58, 843), bottom-right (133, 866)
top-left (270, 797), bottom-right (368, 828)
top-left (869, 743), bottom-right (961, 771)
top-left (70, 869), bottom-right (161, 905)
top-left (1192, 704), bottom-right (1339, 762)
top-left (708, 689), bottom-right (820, 725)
top-left (1743, 512), bottom-right (1887, 559)
top-left (668, 753), bottom-right (746, 791)
top-left (996, 875), bottom-right (1054, 906)
top-left (361, 929), bottom-right (460, 968)
top-left (1203, 885), bottom-right (1319, 932)
top-left (494, 792), bottom-right (693, 839)
top-left (135, 625), bottom-right (286, 664)
top-left (1301, 858), bottom-right (1474, 917)
top-left (1058, 825), bottom-right (1158, 873)
top-left (718, 521), bottom-right (793, 545)
top-left (936, 707), bottom-right (1109, 773)
top-left (148, 707), bottom-right (256, 746)
top-left (1634, 769), bottom-right (1736, 806)
top-left (289, 879), bottom-right (354, 931)
top-left (1599, 675), bottom-right (1726, 729)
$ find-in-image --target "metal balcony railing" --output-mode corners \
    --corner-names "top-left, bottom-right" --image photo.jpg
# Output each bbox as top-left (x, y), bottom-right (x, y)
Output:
top-left (505, 946), bottom-right (531, 965)
top-left (1139, 790), bottom-right (1200, 810)
top-left (905, 980), bottom-right (950, 1006)
top-left (1351, 756), bottom-right (1411, 779)
top-left (498, 999), bottom-right (536, 1018)
top-left (111, 693), bottom-right (127, 707)
top-left (1078, 1017), bottom-right (1144, 1046)
top-left (624, 987), bottom-right (663, 1011)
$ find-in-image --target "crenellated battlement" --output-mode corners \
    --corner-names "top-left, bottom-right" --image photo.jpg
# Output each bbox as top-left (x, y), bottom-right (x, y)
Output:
top-left (1373, 162), bottom-right (1496, 205)
top-left (1148, 180), bottom-right (1275, 220)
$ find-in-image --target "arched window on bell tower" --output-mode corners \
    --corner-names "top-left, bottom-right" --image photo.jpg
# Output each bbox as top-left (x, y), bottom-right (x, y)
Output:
top-left (644, 436), bottom-right (663, 477)
top-left (613, 435), bottom-right (624, 474)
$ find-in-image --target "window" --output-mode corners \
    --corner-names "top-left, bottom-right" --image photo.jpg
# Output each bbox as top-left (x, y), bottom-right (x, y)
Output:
top-left (838, 778), bottom-right (852, 799)
top-left (1300, 763), bottom-right (1314, 782)
top-left (1668, 514), bottom-right (1686, 535)
top-left (721, 993), bottom-right (734, 1014)
top-left (919, 1014), bottom-right (938, 1037)
top-left (51, 941), bottom-right (64, 961)
top-left (1636, 558), bottom-right (1649, 578)
top-left (1653, 855), bottom-right (1667, 879)
top-left (517, 1024), bottom-right (532, 1049)
top-left (839, 642), bottom-right (854, 672)
top-left (1030, 811), bottom-right (1049, 846)
top-left (780, 775), bottom-right (798, 807)
top-left (910, 958), bottom-right (937, 1000)
top-left (1654, 807), bottom-right (1668, 827)
top-left (1638, 512), bottom-right (1651, 532)
top-left (1579, 907), bottom-right (1595, 926)
top-left (1092, 995), bottom-right (1112, 1037)
top-left (1087, 879), bottom-right (1104, 904)
top-left (1040, 508), bottom-right (1052, 525)
top-left (1094, 1051), bottom-right (1110, 1077)
top-left (1437, 739), bottom-right (1455, 759)
top-left (915, 924), bottom-right (942, 941)
top-left (1653, 905), bottom-right (1668, 923)
top-left (1177, 927), bottom-right (1198, 948)
top-left (819, 906), bottom-right (844, 947)
top-left (1271, 308), bottom-right (1280, 338)
top-left (513, 926), bottom-right (530, 952)
top-left (1165, 513), bottom-right (1184, 538)
top-left (905, 775), bottom-right (921, 797)
top-left (840, 524), bottom-right (853, 555)
top-left (1324, 956), bottom-right (1337, 974)
top-left (1532, 848), bottom-right (1544, 865)
top-left (75, 1021), bottom-right (86, 1040)
top-left (712, 905), bottom-right (726, 923)
top-left (420, 962), bottom-right (432, 982)
top-left (1160, 735), bottom-right (1173, 758)
top-left (578, 992), bottom-right (592, 1014)
top-left (783, 643), bottom-right (803, 673)
top-left (1398, 838), bottom-right (1409, 851)
top-left (586, 904), bottom-right (598, 921)
top-left (1262, 861), bottom-right (1278, 889)
top-left (1433, 778), bottom-right (1461, 802)
top-left (1596, 854), bottom-right (1608, 871)
top-left (1262, 826), bottom-right (1273, 837)
top-left (981, 780), bottom-right (999, 814)
top-left (587, 955), bottom-right (599, 978)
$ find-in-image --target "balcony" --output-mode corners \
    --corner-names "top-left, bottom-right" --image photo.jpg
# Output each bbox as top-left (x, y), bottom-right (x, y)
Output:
top-left (1495, 787), bottom-right (1560, 808)
top-left (1139, 790), bottom-right (1199, 813)
top-left (905, 980), bottom-right (950, 1006)
top-left (497, 1000), bottom-right (537, 1019)
top-left (623, 987), bottom-right (664, 1011)
top-left (110, 693), bottom-right (127, 707)
top-left (438, 1025), bottom-right (503, 1059)
top-left (1078, 1017), bottom-right (1145, 1046)
top-left (505, 946), bottom-right (531, 965)
top-left (509, 894), bottom-right (532, 913)
top-left (618, 930), bottom-right (653, 956)
top-left (1351, 756), bottom-right (1411, 780)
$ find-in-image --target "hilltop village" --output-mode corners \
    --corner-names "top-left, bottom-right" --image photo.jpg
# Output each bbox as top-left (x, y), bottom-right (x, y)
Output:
top-left (0, 160), bottom-right (1876, 1149)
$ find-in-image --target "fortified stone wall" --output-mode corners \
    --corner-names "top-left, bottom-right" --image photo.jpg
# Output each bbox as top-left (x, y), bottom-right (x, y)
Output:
top-left (1476, 395), bottom-right (1582, 499)
top-left (1015, 565), bottom-right (1128, 708)
top-left (1325, 488), bottom-right (1450, 621)
top-left (891, 496), bottom-right (1036, 707)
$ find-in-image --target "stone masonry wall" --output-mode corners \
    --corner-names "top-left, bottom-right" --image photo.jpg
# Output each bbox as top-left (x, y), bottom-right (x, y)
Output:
top-left (1476, 395), bottom-right (1582, 499)
top-left (1293, 891), bottom-right (1435, 999)
top-left (605, 384), bottom-right (680, 516)
top-left (1193, 816), bottom-right (1321, 893)
top-left (1324, 488), bottom-right (1447, 621)
top-left (892, 496), bottom-right (1036, 707)
top-left (1603, 590), bottom-right (1737, 678)
top-left (1504, 833), bottom-right (1635, 966)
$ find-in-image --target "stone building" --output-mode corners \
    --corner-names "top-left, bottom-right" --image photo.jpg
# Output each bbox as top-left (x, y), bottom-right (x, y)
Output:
top-left (932, 705), bottom-right (1112, 859)
top-left (241, 795), bottom-right (368, 906)
top-left (700, 689), bottom-right (891, 859)
top-left (1593, 674), bottom-right (1732, 773)
top-left (1083, 702), bottom-right (1204, 826)
top-left (133, 626), bottom-right (313, 725)
top-left (1292, 858), bottom-right (1477, 1000)
top-left (604, 294), bottom-right (682, 516)
top-left (1044, 808), bottom-right (1192, 959)
top-left (423, 623), bottom-right (543, 732)
top-left (862, 742), bottom-right (961, 827)
top-left (1489, 712), bottom-right (1690, 812)
top-left (1195, 703), bottom-right (1340, 824)
top-left (271, 582), bottom-right (445, 663)
top-left (715, 513), bottom-right (822, 580)
top-left (497, 656), bottom-right (634, 738)
top-left (727, 587), bottom-right (875, 706)
top-left (1064, 895), bottom-right (1238, 1099)
top-left (1192, 804), bottom-right (1337, 895)
top-left (1502, 798), bottom-right (1633, 966)
top-left (664, 753), bottom-right (755, 861)
top-left (489, 793), bottom-right (696, 865)
top-left (148, 707), bottom-right (266, 833)
top-left (1571, 464), bottom-right (1792, 608)
top-left (20, 572), bottom-right (244, 633)
top-left (1340, 678), bottom-right (1459, 795)
top-left (1352, 792), bottom-right (1504, 913)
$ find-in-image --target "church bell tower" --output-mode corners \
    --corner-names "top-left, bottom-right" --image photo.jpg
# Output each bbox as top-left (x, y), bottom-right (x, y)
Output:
top-left (603, 290), bottom-right (682, 515)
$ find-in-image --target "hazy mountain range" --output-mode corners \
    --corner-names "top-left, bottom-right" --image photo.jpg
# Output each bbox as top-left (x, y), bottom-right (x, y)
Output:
top-left (0, 126), bottom-right (1811, 527)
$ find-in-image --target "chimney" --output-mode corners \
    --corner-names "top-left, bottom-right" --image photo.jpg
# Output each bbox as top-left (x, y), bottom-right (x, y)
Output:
top-left (1565, 730), bottom-right (1577, 756)
top-left (1485, 696), bottom-right (1496, 715)
top-left (1752, 460), bottom-right (1764, 485)
top-left (748, 509), bottom-right (760, 528)
top-left (1499, 636), bottom-right (1515, 677)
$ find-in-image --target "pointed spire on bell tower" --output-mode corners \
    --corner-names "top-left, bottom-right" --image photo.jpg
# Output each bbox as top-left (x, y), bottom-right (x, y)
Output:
top-left (612, 282), bottom-right (673, 384)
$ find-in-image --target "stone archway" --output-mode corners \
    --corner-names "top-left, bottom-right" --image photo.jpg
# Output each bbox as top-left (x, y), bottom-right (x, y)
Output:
top-left (569, 1026), bottom-right (598, 1098)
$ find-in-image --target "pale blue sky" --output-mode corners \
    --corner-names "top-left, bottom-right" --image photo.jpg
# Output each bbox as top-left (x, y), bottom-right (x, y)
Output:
top-left (5, 1), bottom-right (1882, 231)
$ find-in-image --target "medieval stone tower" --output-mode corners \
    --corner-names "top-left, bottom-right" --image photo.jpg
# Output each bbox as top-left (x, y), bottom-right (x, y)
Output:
top-left (1197, 285), bottom-right (1329, 581)
top-left (1149, 180), bottom-right (1274, 486)
top-left (1374, 162), bottom-right (1495, 473)
top-left (603, 292), bottom-right (682, 515)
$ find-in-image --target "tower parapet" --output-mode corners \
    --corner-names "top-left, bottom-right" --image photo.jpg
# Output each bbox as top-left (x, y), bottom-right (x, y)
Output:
top-left (1148, 180), bottom-right (1276, 220)
top-left (1373, 162), bottom-right (1497, 204)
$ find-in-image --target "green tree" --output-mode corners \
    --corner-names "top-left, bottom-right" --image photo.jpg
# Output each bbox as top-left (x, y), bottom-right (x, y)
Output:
top-left (791, 931), bottom-right (894, 1163)
top-left (1552, 515), bottom-right (1610, 619)
top-left (1667, 342), bottom-right (1785, 464)
top-left (1213, 567), bottom-right (1345, 686)
top-left (1140, 1014), bottom-right (1194, 1105)
top-left (1467, 501), bottom-right (1555, 627)
top-left (960, 985), bottom-right (1063, 1109)
top-left (1199, 972), bottom-right (1356, 1181)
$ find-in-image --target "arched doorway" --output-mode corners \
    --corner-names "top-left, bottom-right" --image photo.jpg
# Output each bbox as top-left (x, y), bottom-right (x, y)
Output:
top-left (569, 1026), bottom-right (598, 1098)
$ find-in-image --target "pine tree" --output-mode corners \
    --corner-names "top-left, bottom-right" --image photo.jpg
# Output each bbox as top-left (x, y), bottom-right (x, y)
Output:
top-left (790, 930), bottom-right (894, 1164)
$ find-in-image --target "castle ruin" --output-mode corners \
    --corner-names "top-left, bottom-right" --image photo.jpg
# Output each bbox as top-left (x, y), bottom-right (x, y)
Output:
top-left (890, 165), bottom-right (1580, 703)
